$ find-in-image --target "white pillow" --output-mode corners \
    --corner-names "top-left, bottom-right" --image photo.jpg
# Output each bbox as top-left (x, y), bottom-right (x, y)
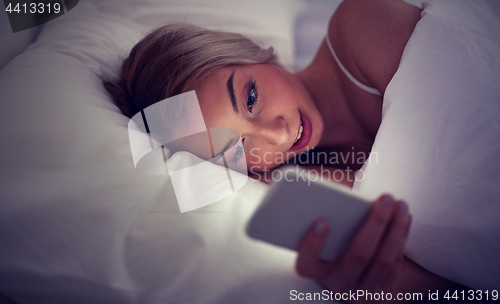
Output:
top-left (88, 0), bottom-right (302, 70)
top-left (354, 0), bottom-right (500, 290)
top-left (0, 1), bottom-right (327, 303)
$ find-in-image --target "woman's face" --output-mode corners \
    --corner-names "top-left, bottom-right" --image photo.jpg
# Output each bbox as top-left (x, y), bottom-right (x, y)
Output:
top-left (195, 64), bottom-right (324, 172)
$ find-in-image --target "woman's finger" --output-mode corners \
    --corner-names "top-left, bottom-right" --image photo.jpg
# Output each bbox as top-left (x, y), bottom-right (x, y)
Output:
top-left (338, 195), bottom-right (397, 282)
top-left (361, 200), bottom-right (412, 289)
top-left (296, 218), bottom-right (333, 279)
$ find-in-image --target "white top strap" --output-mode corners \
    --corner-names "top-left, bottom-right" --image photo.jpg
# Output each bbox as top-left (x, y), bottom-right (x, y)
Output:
top-left (325, 35), bottom-right (382, 96)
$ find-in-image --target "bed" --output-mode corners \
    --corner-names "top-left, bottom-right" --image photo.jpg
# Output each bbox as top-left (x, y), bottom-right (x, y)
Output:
top-left (1, 0), bottom-right (499, 303)
top-left (0, 1), bottom-right (340, 303)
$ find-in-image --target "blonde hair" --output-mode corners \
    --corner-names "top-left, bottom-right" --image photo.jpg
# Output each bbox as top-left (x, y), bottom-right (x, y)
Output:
top-left (103, 23), bottom-right (279, 118)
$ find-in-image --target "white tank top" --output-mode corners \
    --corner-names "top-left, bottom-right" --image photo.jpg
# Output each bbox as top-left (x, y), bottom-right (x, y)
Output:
top-left (325, 35), bottom-right (382, 96)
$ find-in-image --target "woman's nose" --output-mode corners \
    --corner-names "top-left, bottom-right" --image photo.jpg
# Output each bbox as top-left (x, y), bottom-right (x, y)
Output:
top-left (253, 117), bottom-right (288, 146)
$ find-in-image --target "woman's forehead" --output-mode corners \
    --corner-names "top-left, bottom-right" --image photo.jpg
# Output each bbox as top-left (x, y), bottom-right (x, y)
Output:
top-left (196, 64), bottom-right (254, 94)
top-left (195, 68), bottom-right (237, 122)
top-left (195, 67), bottom-right (230, 102)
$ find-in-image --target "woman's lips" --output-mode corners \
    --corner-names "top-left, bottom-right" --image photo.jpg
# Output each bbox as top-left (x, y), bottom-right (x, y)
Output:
top-left (289, 109), bottom-right (312, 151)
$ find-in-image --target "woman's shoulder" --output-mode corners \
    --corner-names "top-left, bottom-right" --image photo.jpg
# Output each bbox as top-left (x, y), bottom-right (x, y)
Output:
top-left (328, 0), bottom-right (422, 94)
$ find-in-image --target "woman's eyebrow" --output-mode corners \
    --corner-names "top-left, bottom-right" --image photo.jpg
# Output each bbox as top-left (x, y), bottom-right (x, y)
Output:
top-left (226, 70), bottom-right (238, 113)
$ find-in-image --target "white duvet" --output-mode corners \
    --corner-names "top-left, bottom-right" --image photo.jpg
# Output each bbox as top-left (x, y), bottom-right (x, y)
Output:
top-left (354, 0), bottom-right (500, 290)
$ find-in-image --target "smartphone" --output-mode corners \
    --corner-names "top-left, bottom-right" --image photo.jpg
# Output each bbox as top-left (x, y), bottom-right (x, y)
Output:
top-left (246, 166), bottom-right (372, 262)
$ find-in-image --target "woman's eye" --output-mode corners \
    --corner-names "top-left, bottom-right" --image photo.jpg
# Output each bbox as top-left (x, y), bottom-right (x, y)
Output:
top-left (232, 140), bottom-right (245, 164)
top-left (247, 81), bottom-right (257, 112)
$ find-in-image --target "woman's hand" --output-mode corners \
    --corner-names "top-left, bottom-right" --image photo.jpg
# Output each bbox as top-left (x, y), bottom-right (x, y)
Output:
top-left (296, 195), bottom-right (412, 303)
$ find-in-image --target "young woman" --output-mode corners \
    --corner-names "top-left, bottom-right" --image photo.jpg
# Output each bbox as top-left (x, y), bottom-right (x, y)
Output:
top-left (104, 0), bottom-right (465, 301)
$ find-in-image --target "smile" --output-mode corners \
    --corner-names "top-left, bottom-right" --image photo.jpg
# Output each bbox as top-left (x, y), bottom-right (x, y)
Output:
top-left (289, 109), bottom-right (312, 151)
top-left (294, 121), bottom-right (303, 143)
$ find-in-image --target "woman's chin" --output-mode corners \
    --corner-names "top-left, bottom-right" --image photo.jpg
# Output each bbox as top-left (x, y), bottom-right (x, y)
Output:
top-left (310, 112), bottom-right (324, 149)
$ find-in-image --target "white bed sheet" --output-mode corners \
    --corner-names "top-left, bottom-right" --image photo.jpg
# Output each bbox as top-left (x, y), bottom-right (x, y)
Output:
top-left (354, 0), bottom-right (500, 290)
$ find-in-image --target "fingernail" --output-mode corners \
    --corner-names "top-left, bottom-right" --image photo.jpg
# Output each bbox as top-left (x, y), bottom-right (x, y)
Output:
top-left (314, 220), bottom-right (328, 235)
top-left (399, 201), bottom-right (408, 214)
top-left (382, 195), bottom-right (394, 208)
